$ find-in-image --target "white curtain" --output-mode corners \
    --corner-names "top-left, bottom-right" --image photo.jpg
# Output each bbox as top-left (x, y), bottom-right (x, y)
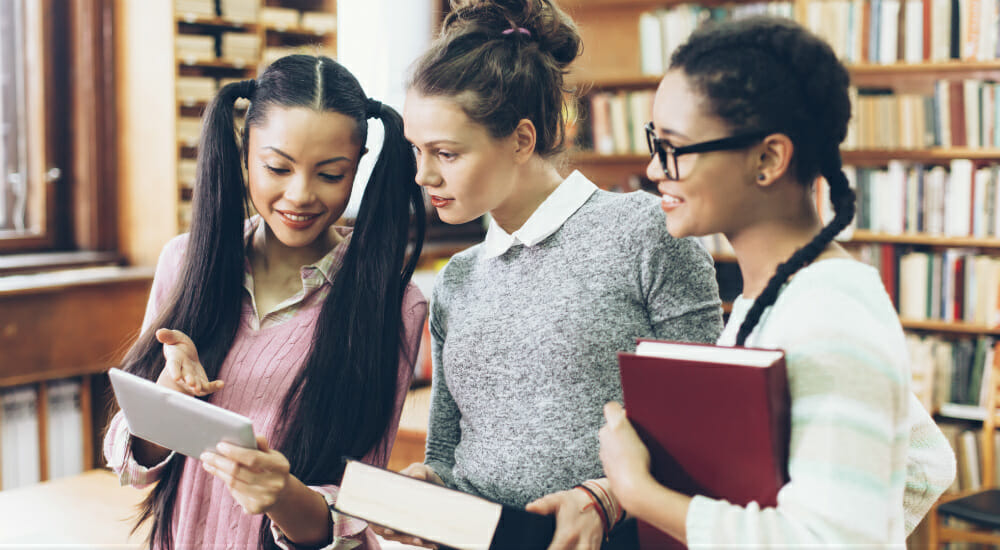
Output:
top-left (338, 0), bottom-right (435, 217)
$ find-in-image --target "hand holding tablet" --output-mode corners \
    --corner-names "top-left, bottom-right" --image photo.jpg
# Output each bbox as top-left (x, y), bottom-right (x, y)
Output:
top-left (109, 367), bottom-right (256, 459)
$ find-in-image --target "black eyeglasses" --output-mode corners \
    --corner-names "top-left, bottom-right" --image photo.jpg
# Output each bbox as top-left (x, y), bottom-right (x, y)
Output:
top-left (645, 122), bottom-right (774, 180)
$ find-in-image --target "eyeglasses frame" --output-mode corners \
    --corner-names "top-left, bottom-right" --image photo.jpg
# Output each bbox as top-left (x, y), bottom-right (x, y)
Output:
top-left (644, 122), bottom-right (776, 180)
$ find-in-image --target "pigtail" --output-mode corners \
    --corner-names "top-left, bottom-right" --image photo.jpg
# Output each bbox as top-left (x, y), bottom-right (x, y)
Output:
top-left (116, 80), bottom-right (251, 550)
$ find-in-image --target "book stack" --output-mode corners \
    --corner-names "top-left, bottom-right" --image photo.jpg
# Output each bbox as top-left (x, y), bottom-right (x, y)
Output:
top-left (1, 387), bottom-right (40, 490)
top-left (176, 76), bottom-right (217, 104)
top-left (220, 0), bottom-right (258, 22)
top-left (175, 34), bottom-right (216, 64)
top-left (177, 117), bottom-right (203, 147)
top-left (300, 12), bottom-right (337, 34)
top-left (260, 7), bottom-right (300, 29)
top-left (46, 380), bottom-right (84, 481)
top-left (178, 159), bottom-right (198, 190)
top-left (221, 33), bottom-right (261, 64)
top-left (175, 0), bottom-right (215, 19)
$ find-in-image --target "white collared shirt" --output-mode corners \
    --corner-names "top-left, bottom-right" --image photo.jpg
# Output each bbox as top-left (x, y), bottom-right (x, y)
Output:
top-left (482, 170), bottom-right (598, 258)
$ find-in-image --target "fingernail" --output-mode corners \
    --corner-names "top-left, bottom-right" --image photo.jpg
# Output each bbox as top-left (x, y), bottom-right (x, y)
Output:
top-left (200, 452), bottom-right (211, 462)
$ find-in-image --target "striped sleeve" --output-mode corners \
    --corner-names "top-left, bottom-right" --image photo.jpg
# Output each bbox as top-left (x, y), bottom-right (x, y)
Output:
top-left (686, 295), bottom-right (912, 545)
top-left (902, 393), bottom-right (956, 533)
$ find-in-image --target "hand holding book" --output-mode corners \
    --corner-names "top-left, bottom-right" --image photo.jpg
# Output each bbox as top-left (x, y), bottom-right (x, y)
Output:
top-left (368, 463), bottom-right (442, 549)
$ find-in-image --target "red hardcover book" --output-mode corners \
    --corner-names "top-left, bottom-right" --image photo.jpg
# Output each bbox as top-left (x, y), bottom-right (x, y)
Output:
top-left (948, 80), bottom-right (967, 147)
top-left (617, 339), bottom-right (790, 549)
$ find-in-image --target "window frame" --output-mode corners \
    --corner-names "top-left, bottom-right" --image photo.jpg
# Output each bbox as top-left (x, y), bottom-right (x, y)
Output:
top-left (0, 0), bottom-right (117, 263)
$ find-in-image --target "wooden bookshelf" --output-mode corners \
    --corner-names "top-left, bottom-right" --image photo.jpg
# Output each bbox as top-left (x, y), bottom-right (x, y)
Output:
top-left (847, 231), bottom-right (1000, 249)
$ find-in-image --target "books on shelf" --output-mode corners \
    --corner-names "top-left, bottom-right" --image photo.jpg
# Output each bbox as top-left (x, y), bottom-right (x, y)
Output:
top-left (178, 159), bottom-right (197, 189)
top-left (803, 0), bottom-right (1000, 64)
top-left (617, 339), bottom-right (789, 549)
top-left (637, 2), bottom-right (794, 76)
top-left (841, 160), bottom-right (1000, 239)
top-left (584, 90), bottom-right (653, 156)
top-left (334, 460), bottom-right (555, 550)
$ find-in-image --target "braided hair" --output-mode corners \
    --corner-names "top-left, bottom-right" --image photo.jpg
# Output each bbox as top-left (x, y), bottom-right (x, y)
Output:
top-left (669, 16), bottom-right (856, 345)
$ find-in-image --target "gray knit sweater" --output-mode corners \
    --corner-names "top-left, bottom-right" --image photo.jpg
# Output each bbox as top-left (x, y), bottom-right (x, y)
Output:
top-left (425, 189), bottom-right (723, 508)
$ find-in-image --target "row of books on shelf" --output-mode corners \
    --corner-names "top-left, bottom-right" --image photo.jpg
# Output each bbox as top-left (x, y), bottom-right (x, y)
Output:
top-left (940, 424), bottom-right (1000, 494)
top-left (1, 381), bottom-right (84, 491)
top-left (909, 333), bottom-right (996, 412)
top-left (804, 0), bottom-right (999, 65)
top-left (855, 243), bottom-right (1000, 325)
top-left (847, 80), bottom-right (1000, 151)
top-left (176, 0), bottom-right (257, 22)
top-left (578, 80), bottom-right (1000, 157)
top-left (637, 2), bottom-right (794, 76)
top-left (847, 160), bottom-right (1000, 238)
top-left (176, 32), bottom-right (261, 65)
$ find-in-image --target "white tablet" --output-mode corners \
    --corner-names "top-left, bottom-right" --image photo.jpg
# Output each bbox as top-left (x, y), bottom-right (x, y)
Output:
top-left (108, 367), bottom-right (256, 459)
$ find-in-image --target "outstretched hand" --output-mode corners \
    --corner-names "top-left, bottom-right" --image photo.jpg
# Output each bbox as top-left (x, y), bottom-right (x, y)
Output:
top-left (155, 328), bottom-right (225, 396)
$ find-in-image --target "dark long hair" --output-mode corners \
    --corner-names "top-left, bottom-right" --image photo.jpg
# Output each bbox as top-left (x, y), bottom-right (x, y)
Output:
top-left (669, 16), bottom-right (856, 346)
top-left (115, 55), bottom-right (425, 550)
top-left (408, 0), bottom-right (582, 158)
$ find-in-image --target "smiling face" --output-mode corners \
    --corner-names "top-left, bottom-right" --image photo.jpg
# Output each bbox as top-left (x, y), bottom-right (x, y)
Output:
top-left (246, 106), bottom-right (360, 252)
top-left (403, 91), bottom-right (519, 225)
top-left (647, 70), bottom-right (761, 239)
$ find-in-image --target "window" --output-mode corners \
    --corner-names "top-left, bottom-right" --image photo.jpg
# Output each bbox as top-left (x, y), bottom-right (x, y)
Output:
top-left (1, 0), bottom-right (32, 238)
top-left (0, 0), bottom-right (117, 263)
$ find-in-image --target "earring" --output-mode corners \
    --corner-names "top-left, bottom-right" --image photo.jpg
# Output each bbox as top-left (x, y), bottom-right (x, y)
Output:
top-left (757, 174), bottom-right (766, 181)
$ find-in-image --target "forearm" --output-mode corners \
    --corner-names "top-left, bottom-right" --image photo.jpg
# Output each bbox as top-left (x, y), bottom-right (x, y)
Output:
top-left (624, 478), bottom-right (691, 545)
top-left (267, 475), bottom-right (333, 547)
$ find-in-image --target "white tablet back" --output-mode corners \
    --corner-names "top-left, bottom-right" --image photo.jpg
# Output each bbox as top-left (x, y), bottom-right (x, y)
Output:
top-left (108, 368), bottom-right (255, 459)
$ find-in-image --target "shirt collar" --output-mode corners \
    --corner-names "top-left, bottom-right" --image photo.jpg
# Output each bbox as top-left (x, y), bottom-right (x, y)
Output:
top-left (243, 215), bottom-right (352, 286)
top-left (482, 170), bottom-right (598, 259)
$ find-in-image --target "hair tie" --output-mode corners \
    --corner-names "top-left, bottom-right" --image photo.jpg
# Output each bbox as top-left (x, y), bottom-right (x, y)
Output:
top-left (235, 79), bottom-right (256, 100)
top-left (502, 27), bottom-right (531, 37)
top-left (365, 97), bottom-right (382, 119)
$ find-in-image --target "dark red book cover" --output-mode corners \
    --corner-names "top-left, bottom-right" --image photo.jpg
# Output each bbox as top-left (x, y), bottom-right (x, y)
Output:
top-left (617, 340), bottom-right (790, 549)
top-left (949, 80), bottom-right (967, 147)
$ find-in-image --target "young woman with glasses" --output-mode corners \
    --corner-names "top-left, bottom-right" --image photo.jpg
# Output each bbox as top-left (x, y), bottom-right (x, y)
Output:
top-left (598, 16), bottom-right (956, 546)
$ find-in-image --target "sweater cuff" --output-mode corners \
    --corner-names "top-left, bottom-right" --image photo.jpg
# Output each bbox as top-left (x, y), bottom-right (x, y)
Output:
top-left (685, 494), bottom-right (718, 547)
top-left (105, 410), bottom-right (176, 488)
top-left (270, 485), bottom-right (366, 550)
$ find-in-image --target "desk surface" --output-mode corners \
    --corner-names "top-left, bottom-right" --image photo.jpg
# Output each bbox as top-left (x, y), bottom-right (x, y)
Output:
top-left (0, 469), bottom-right (150, 547)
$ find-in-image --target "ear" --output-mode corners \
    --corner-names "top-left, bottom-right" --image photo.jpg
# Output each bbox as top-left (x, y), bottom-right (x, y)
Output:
top-left (511, 118), bottom-right (537, 164)
top-left (755, 133), bottom-right (794, 187)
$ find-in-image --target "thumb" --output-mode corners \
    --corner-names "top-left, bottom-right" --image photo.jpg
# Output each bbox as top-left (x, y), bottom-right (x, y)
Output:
top-left (256, 435), bottom-right (270, 452)
top-left (156, 328), bottom-right (183, 345)
top-left (524, 494), bottom-right (558, 515)
top-left (603, 401), bottom-right (627, 425)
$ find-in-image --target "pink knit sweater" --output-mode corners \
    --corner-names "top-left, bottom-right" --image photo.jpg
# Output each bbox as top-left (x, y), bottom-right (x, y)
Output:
top-left (105, 230), bottom-right (427, 549)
